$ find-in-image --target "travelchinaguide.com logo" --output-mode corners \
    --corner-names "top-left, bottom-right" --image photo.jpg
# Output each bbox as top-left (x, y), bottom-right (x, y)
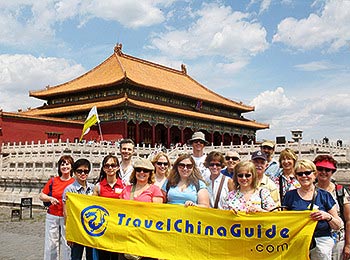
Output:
top-left (81, 205), bottom-right (109, 237)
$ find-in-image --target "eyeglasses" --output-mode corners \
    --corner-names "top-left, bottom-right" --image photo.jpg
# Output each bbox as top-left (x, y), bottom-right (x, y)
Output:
top-left (316, 166), bottom-right (333, 173)
top-left (178, 163), bottom-right (193, 169)
top-left (237, 173), bottom-right (252, 178)
top-left (76, 169), bottom-right (89, 175)
top-left (295, 171), bottom-right (313, 177)
top-left (135, 168), bottom-right (151, 173)
top-left (156, 162), bottom-right (169, 166)
top-left (104, 163), bottom-right (118, 169)
top-left (209, 163), bottom-right (222, 167)
top-left (193, 140), bottom-right (205, 144)
top-left (225, 156), bottom-right (239, 161)
top-left (61, 161), bottom-right (71, 166)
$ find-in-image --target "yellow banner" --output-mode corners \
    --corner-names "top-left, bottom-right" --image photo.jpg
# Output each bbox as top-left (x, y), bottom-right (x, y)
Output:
top-left (66, 193), bottom-right (317, 260)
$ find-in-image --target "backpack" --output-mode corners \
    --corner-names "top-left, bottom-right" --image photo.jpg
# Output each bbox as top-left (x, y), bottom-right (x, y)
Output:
top-left (43, 177), bottom-right (54, 207)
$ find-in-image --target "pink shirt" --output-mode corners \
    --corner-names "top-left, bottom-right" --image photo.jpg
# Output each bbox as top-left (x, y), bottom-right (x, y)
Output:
top-left (121, 184), bottom-right (164, 202)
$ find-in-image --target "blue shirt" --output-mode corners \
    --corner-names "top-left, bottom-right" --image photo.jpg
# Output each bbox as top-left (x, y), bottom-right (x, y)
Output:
top-left (264, 159), bottom-right (280, 177)
top-left (283, 188), bottom-right (336, 237)
top-left (62, 180), bottom-right (94, 202)
top-left (162, 180), bottom-right (207, 205)
top-left (221, 168), bottom-right (233, 178)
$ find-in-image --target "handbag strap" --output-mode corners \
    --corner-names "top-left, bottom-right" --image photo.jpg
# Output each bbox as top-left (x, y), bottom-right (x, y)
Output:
top-left (310, 187), bottom-right (318, 210)
top-left (130, 185), bottom-right (135, 201)
top-left (214, 176), bottom-right (225, 208)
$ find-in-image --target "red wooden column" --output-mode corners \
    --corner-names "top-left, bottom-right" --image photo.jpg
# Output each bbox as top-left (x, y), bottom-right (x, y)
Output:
top-left (167, 127), bottom-right (171, 148)
top-left (135, 121), bottom-right (140, 145)
top-left (221, 133), bottom-right (224, 145)
top-left (180, 127), bottom-right (184, 144)
top-left (152, 124), bottom-right (156, 147)
top-left (123, 119), bottom-right (128, 138)
top-left (211, 132), bottom-right (214, 145)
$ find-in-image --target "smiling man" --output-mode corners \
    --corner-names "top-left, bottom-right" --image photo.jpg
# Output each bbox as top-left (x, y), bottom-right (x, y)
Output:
top-left (188, 131), bottom-right (210, 179)
top-left (119, 139), bottom-right (135, 185)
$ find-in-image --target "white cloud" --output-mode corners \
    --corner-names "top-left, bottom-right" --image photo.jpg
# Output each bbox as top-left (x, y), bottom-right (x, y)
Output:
top-left (0, 54), bottom-right (85, 112)
top-left (251, 87), bottom-right (350, 144)
top-left (294, 61), bottom-right (335, 71)
top-left (273, 0), bottom-right (350, 51)
top-left (150, 2), bottom-right (268, 65)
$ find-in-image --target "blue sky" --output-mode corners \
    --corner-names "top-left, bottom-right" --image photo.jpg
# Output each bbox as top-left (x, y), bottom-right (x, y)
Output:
top-left (0, 0), bottom-right (349, 144)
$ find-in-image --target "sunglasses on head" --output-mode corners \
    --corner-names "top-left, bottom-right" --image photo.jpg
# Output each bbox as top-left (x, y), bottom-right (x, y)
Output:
top-left (237, 173), bottom-right (252, 178)
top-left (225, 156), bottom-right (239, 161)
top-left (209, 163), bottom-right (222, 167)
top-left (104, 163), bottom-right (118, 168)
top-left (316, 166), bottom-right (333, 173)
top-left (76, 169), bottom-right (89, 175)
top-left (135, 168), bottom-right (151, 173)
top-left (178, 163), bottom-right (193, 169)
top-left (156, 162), bottom-right (168, 166)
top-left (295, 171), bottom-right (313, 177)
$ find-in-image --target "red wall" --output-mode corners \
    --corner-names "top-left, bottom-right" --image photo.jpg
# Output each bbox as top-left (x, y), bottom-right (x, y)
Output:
top-left (0, 116), bottom-right (126, 146)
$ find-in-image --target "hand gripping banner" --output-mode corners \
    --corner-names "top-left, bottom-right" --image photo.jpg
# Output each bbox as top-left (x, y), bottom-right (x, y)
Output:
top-left (66, 193), bottom-right (317, 260)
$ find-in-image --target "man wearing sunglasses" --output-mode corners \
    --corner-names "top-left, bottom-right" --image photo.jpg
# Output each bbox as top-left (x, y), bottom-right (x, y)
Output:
top-left (188, 131), bottom-right (210, 179)
top-left (63, 158), bottom-right (95, 260)
top-left (221, 151), bottom-right (241, 179)
top-left (260, 140), bottom-right (280, 177)
top-left (251, 151), bottom-right (280, 206)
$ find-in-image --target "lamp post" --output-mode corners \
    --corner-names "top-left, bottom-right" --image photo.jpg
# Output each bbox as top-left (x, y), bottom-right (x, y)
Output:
top-left (291, 130), bottom-right (303, 157)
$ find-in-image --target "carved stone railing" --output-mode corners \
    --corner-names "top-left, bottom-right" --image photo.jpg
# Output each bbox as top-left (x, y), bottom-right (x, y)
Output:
top-left (0, 139), bottom-right (349, 206)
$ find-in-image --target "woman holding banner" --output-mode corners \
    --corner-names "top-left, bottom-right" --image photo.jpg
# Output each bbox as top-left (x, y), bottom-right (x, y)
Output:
top-left (120, 158), bottom-right (163, 260)
top-left (162, 153), bottom-right (209, 207)
top-left (93, 154), bottom-right (124, 260)
top-left (39, 155), bottom-right (75, 260)
top-left (222, 161), bottom-right (276, 212)
top-left (283, 159), bottom-right (342, 260)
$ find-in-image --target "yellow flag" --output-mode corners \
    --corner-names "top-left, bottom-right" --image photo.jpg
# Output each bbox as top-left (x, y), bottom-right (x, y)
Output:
top-left (66, 193), bottom-right (317, 260)
top-left (79, 106), bottom-right (100, 141)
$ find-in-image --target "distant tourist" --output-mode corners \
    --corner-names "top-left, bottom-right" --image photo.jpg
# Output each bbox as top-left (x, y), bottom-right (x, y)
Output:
top-left (39, 155), bottom-right (75, 260)
top-left (251, 151), bottom-right (280, 206)
top-left (119, 139), bottom-right (135, 185)
top-left (188, 131), bottom-right (210, 178)
top-left (260, 140), bottom-right (280, 177)
top-left (63, 158), bottom-right (94, 260)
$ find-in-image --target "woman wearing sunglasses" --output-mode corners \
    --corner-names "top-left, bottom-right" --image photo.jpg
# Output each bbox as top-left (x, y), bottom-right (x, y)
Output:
top-left (283, 159), bottom-right (342, 260)
top-left (162, 153), bottom-right (209, 207)
top-left (151, 152), bottom-right (171, 188)
top-left (222, 161), bottom-right (275, 212)
top-left (313, 155), bottom-right (350, 260)
top-left (120, 158), bottom-right (164, 203)
top-left (93, 154), bottom-right (125, 260)
top-left (39, 155), bottom-right (75, 260)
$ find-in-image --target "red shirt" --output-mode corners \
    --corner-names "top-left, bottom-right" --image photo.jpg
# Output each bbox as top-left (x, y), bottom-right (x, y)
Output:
top-left (42, 176), bottom-right (75, 216)
top-left (99, 178), bottom-right (124, 199)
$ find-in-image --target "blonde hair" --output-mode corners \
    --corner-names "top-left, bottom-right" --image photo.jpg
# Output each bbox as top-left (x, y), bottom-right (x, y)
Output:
top-left (151, 152), bottom-right (171, 177)
top-left (233, 161), bottom-right (258, 190)
top-left (294, 159), bottom-right (316, 172)
top-left (279, 148), bottom-right (298, 167)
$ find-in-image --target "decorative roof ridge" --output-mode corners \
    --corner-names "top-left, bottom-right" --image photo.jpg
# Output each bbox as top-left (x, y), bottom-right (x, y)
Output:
top-left (114, 43), bottom-right (127, 78)
top-left (29, 53), bottom-right (118, 96)
top-left (115, 44), bottom-right (187, 76)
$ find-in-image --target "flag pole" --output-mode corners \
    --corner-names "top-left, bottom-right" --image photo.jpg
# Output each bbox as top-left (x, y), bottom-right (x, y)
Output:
top-left (98, 121), bottom-right (103, 141)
